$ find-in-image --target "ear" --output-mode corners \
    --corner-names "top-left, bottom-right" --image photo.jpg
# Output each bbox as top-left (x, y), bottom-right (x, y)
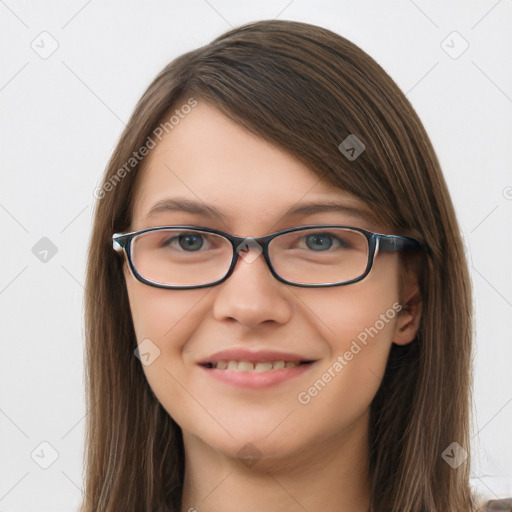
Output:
top-left (393, 276), bottom-right (422, 346)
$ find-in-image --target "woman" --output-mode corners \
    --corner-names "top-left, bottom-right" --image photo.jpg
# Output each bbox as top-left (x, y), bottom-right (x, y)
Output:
top-left (83, 19), bottom-right (477, 511)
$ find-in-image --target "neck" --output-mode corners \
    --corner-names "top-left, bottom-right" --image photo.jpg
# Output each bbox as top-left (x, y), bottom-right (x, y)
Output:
top-left (180, 412), bottom-right (371, 512)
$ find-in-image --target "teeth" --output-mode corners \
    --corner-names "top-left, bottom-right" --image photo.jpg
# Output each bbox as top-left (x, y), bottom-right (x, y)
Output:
top-left (237, 361), bottom-right (254, 372)
top-left (254, 362), bottom-right (273, 372)
top-left (211, 360), bottom-right (302, 371)
top-left (227, 360), bottom-right (238, 370)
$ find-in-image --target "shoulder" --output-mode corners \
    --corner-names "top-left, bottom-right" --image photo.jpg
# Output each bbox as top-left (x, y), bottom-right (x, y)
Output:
top-left (479, 498), bottom-right (512, 511)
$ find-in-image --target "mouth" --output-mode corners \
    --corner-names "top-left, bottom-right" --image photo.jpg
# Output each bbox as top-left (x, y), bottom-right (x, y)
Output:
top-left (197, 350), bottom-right (318, 388)
top-left (199, 360), bottom-right (316, 372)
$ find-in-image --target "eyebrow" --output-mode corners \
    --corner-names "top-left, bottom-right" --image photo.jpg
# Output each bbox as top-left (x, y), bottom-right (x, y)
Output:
top-left (144, 197), bottom-right (377, 224)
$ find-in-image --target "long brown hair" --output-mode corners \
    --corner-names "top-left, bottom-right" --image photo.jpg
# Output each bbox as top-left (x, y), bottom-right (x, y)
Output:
top-left (82, 19), bottom-right (474, 511)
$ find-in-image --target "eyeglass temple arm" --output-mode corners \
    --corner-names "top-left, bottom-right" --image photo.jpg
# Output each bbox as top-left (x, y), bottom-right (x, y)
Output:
top-left (378, 234), bottom-right (428, 253)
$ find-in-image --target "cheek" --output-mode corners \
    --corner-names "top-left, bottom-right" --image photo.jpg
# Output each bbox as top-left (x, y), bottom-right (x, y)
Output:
top-left (291, 302), bottom-right (401, 443)
top-left (124, 274), bottom-right (213, 424)
top-left (124, 268), bottom-right (212, 382)
top-left (331, 292), bottom-right (400, 360)
top-left (300, 266), bottom-right (401, 359)
top-left (293, 263), bottom-right (401, 409)
top-left (125, 265), bottom-right (206, 341)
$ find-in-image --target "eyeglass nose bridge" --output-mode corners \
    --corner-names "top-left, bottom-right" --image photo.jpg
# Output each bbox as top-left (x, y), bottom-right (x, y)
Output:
top-left (222, 233), bottom-right (279, 281)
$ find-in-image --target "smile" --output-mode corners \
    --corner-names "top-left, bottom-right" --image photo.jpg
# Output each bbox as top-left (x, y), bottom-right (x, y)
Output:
top-left (200, 360), bottom-right (313, 371)
top-left (198, 359), bottom-right (316, 388)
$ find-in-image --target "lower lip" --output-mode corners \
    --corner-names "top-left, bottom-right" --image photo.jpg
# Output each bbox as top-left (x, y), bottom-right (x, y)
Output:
top-left (198, 363), bottom-right (316, 388)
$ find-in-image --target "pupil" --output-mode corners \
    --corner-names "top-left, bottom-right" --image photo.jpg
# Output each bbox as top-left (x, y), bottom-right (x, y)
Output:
top-left (306, 234), bottom-right (332, 251)
top-left (179, 234), bottom-right (203, 251)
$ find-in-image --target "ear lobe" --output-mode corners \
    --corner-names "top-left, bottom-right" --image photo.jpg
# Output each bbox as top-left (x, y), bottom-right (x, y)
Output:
top-left (393, 281), bottom-right (422, 346)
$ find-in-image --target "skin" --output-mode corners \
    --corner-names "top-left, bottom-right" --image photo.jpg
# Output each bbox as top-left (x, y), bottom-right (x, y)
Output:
top-left (123, 101), bottom-right (422, 512)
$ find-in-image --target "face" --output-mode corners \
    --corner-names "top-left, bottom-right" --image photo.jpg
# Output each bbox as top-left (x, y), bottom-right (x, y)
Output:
top-left (123, 100), bottom-right (420, 468)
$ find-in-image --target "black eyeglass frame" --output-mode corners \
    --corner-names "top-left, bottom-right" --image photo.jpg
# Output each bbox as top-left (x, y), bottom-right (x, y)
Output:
top-left (112, 224), bottom-right (429, 290)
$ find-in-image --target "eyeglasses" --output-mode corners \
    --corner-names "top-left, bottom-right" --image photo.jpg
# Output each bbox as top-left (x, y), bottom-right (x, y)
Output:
top-left (112, 225), bottom-right (427, 289)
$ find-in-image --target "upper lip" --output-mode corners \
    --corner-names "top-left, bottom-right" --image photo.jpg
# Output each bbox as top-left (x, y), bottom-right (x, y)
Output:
top-left (198, 348), bottom-right (317, 365)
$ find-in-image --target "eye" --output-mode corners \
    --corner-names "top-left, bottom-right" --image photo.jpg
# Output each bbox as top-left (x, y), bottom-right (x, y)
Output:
top-left (178, 233), bottom-right (204, 251)
top-left (162, 232), bottom-right (206, 251)
top-left (304, 233), bottom-right (334, 251)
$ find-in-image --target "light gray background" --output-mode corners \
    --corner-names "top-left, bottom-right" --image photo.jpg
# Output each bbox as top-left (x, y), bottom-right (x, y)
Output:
top-left (1, 1), bottom-right (511, 510)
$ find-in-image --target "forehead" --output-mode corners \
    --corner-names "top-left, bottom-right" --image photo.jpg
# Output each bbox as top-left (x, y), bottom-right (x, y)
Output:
top-left (130, 101), bottom-right (381, 232)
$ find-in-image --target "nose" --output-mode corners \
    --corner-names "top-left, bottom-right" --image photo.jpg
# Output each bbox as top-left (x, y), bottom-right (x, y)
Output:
top-left (212, 245), bottom-right (293, 329)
